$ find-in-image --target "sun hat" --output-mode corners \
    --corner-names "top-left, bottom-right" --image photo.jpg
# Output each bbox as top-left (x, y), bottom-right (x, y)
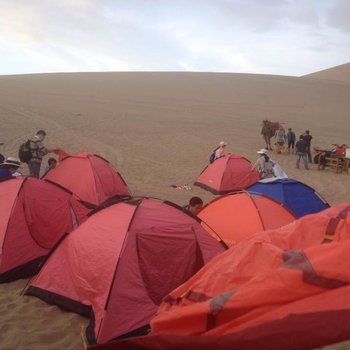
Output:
top-left (257, 149), bottom-right (267, 155)
top-left (0, 157), bottom-right (21, 167)
top-left (219, 141), bottom-right (227, 147)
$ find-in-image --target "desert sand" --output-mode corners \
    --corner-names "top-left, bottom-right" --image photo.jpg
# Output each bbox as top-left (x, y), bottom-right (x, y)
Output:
top-left (0, 64), bottom-right (349, 349)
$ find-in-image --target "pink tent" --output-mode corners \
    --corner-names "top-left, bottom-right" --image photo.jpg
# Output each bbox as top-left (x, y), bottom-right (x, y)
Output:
top-left (26, 198), bottom-right (226, 344)
top-left (0, 177), bottom-right (89, 283)
top-left (43, 152), bottom-right (130, 207)
top-left (195, 154), bottom-right (259, 194)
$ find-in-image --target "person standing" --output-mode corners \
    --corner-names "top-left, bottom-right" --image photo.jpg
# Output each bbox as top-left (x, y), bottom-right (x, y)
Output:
top-left (214, 141), bottom-right (227, 160)
top-left (303, 130), bottom-right (313, 163)
top-left (295, 135), bottom-right (309, 169)
top-left (274, 126), bottom-right (286, 154)
top-left (28, 130), bottom-right (58, 178)
top-left (286, 128), bottom-right (296, 154)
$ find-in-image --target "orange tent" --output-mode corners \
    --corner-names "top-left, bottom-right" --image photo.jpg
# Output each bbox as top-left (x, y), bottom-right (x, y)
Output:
top-left (198, 191), bottom-right (296, 247)
top-left (94, 203), bottom-right (350, 350)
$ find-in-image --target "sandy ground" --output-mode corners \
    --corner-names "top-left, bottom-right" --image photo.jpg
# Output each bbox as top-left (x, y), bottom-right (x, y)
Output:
top-left (0, 67), bottom-right (349, 349)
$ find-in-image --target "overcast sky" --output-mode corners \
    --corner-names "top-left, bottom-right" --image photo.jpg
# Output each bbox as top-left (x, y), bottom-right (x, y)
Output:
top-left (0, 0), bottom-right (349, 76)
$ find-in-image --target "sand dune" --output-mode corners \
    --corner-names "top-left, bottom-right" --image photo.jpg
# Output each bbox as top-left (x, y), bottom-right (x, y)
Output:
top-left (0, 69), bottom-right (349, 349)
top-left (303, 62), bottom-right (350, 83)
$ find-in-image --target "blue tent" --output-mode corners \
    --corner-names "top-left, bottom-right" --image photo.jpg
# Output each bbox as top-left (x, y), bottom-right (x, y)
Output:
top-left (247, 178), bottom-right (330, 218)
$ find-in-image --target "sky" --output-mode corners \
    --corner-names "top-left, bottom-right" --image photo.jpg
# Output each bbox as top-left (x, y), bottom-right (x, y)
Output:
top-left (0, 0), bottom-right (349, 76)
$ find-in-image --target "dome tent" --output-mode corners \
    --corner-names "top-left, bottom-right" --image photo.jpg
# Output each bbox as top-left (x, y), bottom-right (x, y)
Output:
top-left (25, 197), bottom-right (226, 345)
top-left (43, 152), bottom-right (130, 208)
top-left (247, 178), bottom-right (330, 218)
top-left (0, 177), bottom-right (88, 283)
top-left (194, 154), bottom-right (259, 194)
top-left (198, 191), bottom-right (296, 247)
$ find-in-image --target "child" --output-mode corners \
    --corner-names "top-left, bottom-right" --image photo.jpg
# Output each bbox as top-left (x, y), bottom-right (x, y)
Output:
top-left (43, 157), bottom-right (57, 176)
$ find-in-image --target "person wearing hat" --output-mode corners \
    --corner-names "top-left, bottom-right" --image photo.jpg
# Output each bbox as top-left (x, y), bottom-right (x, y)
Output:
top-left (252, 149), bottom-right (275, 179)
top-left (0, 157), bottom-right (21, 180)
top-left (214, 141), bottom-right (227, 161)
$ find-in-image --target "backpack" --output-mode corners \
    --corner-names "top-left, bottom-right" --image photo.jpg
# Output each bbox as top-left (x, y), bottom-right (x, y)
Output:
top-left (18, 140), bottom-right (32, 163)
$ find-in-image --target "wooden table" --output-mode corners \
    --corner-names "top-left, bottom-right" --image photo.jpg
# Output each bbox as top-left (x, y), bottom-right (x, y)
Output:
top-left (324, 154), bottom-right (349, 174)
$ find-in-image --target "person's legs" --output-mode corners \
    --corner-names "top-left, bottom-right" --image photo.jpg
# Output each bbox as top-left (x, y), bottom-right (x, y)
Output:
top-left (28, 160), bottom-right (41, 178)
top-left (306, 147), bottom-right (312, 163)
top-left (303, 154), bottom-right (309, 169)
top-left (296, 153), bottom-right (301, 168)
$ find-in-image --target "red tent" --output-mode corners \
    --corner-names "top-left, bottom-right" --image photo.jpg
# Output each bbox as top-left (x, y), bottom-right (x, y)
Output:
top-left (198, 191), bottom-right (296, 247)
top-left (0, 177), bottom-right (89, 283)
top-left (25, 197), bottom-right (226, 345)
top-left (95, 203), bottom-right (350, 350)
top-left (43, 152), bottom-right (130, 207)
top-left (194, 154), bottom-right (259, 194)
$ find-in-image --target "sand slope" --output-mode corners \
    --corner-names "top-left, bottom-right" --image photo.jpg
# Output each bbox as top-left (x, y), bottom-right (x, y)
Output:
top-left (0, 69), bottom-right (349, 349)
top-left (303, 62), bottom-right (350, 83)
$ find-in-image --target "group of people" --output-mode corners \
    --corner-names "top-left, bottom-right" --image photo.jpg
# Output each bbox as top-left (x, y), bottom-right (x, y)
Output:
top-left (0, 130), bottom-right (58, 181)
top-left (269, 126), bottom-right (313, 170)
top-left (274, 127), bottom-right (313, 159)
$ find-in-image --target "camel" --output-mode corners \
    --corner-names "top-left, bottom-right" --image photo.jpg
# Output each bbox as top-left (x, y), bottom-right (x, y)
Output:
top-left (261, 120), bottom-right (283, 150)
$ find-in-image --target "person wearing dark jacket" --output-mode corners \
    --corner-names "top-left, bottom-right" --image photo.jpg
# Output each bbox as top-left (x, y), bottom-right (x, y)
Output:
top-left (295, 135), bottom-right (309, 169)
top-left (302, 130), bottom-right (313, 163)
top-left (286, 128), bottom-right (296, 154)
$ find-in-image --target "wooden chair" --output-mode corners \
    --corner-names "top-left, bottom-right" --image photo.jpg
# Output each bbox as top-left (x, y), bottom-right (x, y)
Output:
top-left (343, 158), bottom-right (350, 174)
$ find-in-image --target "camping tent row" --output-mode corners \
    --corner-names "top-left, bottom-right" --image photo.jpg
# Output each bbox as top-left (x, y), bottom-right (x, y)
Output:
top-left (0, 152), bottom-right (131, 283)
top-left (194, 154), bottom-right (329, 219)
top-left (91, 203), bottom-right (350, 350)
top-left (25, 197), bottom-right (227, 345)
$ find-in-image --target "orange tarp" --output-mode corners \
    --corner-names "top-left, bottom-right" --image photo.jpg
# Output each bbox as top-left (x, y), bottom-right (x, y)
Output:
top-left (150, 203), bottom-right (350, 338)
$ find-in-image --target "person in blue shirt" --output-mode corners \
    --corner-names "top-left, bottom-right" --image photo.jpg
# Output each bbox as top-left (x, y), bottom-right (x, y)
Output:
top-left (0, 157), bottom-right (21, 180)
